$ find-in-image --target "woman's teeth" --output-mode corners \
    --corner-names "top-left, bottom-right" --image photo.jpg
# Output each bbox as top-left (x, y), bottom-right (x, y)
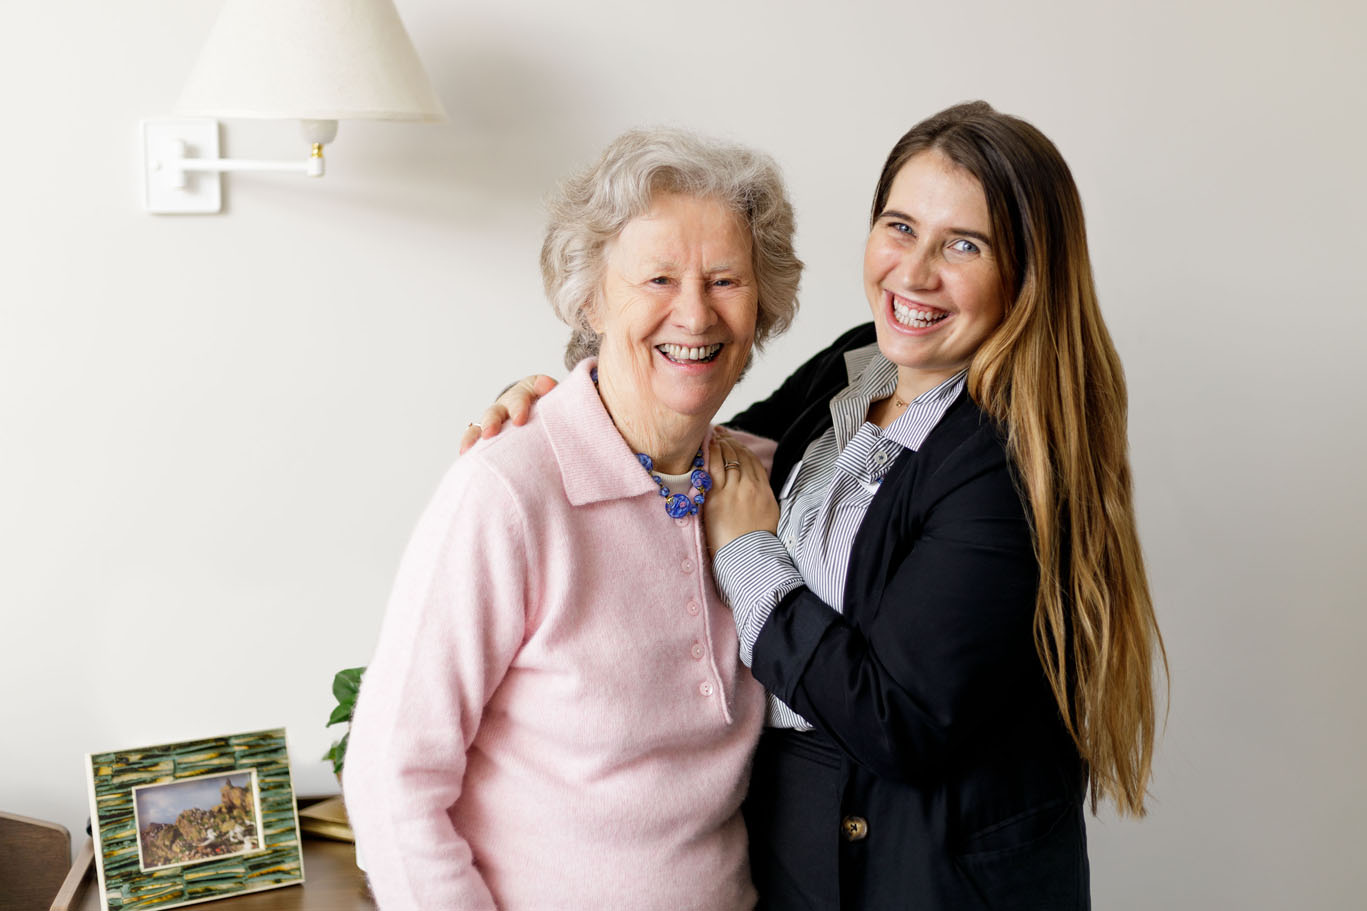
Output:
top-left (892, 298), bottom-right (949, 328)
top-left (658, 343), bottom-right (723, 363)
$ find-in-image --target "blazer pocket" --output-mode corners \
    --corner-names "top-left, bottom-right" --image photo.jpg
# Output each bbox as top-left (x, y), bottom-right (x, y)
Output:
top-left (953, 802), bottom-right (1088, 911)
top-left (957, 800), bottom-right (1071, 857)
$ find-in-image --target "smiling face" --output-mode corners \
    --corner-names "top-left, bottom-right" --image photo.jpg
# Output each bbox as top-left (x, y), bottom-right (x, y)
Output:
top-left (864, 150), bottom-right (1007, 398)
top-left (592, 192), bottom-right (758, 448)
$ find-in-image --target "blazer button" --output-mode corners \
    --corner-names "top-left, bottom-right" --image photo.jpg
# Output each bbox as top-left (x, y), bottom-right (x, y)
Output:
top-left (841, 816), bottom-right (868, 842)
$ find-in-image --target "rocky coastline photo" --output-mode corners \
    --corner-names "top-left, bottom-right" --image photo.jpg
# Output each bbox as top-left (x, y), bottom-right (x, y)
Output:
top-left (135, 772), bottom-right (261, 870)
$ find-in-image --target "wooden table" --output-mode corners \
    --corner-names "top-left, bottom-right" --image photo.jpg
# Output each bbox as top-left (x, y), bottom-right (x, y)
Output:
top-left (61, 837), bottom-right (374, 911)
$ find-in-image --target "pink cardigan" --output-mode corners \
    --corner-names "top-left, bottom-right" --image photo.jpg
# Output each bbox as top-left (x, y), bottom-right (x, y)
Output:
top-left (344, 360), bottom-right (769, 910)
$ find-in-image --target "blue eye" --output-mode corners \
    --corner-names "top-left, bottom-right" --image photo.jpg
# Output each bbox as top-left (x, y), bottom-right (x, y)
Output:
top-left (891, 222), bottom-right (913, 235)
top-left (649, 276), bottom-right (671, 285)
top-left (950, 238), bottom-right (980, 254)
top-left (712, 278), bottom-right (735, 287)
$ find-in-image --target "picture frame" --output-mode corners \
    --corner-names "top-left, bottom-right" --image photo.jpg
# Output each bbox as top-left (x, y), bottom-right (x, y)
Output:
top-left (85, 728), bottom-right (304, 910)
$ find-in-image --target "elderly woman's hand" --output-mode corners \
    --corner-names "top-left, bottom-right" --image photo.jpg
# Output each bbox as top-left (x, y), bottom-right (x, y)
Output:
top-left (705, 431), bottom-right (780, 553)
top-left (459, 375), bottom-right (559, 454)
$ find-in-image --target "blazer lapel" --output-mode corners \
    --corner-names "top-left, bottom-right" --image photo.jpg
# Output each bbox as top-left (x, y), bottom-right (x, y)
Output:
top-left (842, 390), bottom-right (980, 617)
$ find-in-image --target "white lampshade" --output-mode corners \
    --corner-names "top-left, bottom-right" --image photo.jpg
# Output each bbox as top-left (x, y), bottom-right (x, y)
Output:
top-left (175, 0), bottom-right (447, 122)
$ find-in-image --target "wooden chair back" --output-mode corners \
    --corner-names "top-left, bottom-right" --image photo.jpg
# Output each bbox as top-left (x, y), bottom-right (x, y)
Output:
top-left (0, 810), bottom-right (71, 911)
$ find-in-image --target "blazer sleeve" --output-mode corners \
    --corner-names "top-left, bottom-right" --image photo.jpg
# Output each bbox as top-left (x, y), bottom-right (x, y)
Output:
top-left (343, 457), bottom-right (531, 910)
top-left (749, 426), bottom-right (1041, 783)
top-left (725, 323), bottom-right (876, 441)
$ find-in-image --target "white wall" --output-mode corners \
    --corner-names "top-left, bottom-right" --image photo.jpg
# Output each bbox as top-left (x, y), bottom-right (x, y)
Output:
top-left (3, 1), bottom-right (1363, 906)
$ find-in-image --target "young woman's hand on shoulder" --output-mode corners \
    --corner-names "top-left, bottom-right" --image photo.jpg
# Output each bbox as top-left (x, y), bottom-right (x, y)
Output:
top-left (704, 431), bottom-right (779, 552)
top-left (459, 374), bottom-right (559, 453)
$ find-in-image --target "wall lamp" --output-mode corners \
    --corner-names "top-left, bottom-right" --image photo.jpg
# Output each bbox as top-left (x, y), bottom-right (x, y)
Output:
top-left (142, 0), bottom-right (446, 214)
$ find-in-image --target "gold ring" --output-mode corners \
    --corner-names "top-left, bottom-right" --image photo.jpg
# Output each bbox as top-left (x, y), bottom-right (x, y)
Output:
top-left (724, 460), bottom-right (741, 470)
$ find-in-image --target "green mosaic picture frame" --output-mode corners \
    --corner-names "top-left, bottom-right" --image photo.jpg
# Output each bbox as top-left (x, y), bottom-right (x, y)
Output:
top-left (85, 728), bottom-right (303, 910)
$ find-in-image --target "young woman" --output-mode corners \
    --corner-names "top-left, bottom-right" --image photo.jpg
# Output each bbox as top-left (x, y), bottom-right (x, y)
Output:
top-left (469, 102), bottom-right (1165, 910)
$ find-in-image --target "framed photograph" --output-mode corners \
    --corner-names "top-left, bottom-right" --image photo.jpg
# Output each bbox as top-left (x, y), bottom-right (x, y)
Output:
top-left (85, 728), bottom-right (304, 910)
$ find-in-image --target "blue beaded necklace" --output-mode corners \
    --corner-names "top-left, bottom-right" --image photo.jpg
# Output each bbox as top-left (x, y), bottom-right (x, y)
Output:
top-left (593, 367), bottom-right (712, 518)
top-left (639, 450), bottom-right (712, 518)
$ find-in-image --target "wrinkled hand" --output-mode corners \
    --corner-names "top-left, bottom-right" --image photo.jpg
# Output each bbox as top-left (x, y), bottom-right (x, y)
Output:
top-left (458, 375), bottom-right (559, 454)
top-left (704, 431), bottom-right (780, 553)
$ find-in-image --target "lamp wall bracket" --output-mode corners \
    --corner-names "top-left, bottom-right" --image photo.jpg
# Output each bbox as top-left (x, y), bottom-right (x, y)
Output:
top-left (141, 119), bottom-right (327, 215)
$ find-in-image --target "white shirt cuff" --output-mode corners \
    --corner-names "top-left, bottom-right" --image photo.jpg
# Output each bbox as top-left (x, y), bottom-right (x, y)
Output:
top-left (712, 531), bottom-right (805, 665)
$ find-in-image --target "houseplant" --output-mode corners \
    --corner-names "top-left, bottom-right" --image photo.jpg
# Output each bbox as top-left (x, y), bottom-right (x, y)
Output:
top-left (325, 666), bottom-right (366, 777)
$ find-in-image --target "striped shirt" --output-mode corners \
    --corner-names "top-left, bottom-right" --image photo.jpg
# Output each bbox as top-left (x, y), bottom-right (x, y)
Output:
top-left (713, 343), bottom-right (966, 730)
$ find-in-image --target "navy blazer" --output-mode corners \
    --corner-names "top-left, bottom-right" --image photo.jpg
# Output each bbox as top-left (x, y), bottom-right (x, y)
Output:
top-left (729, 323), bottom-right (1089, 910)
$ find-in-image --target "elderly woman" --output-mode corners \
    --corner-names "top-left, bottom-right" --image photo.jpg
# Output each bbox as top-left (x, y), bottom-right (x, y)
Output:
top-left (343, 128), bottom-right (802, 910)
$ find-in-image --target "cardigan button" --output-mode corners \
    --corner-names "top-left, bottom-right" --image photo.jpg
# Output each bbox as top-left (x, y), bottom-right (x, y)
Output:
top-left (686, 600), bottom-right (701, 616)
top-left (699, 681), bottom-right (714, 697)
top-left (680, 558), bottom-right (694, 573)
top-left (691, 641), bottom-right (705, 660)
top-left (841, 816), bottom-right (868, 842)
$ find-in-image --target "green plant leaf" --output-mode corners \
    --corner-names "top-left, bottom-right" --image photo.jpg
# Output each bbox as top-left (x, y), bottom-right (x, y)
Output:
top-left (329, 732), bottom-right (349, 775)
top-left (332, 666), bottom-right (365, 705)
top-left (325, 667), bottom-right (365, 773)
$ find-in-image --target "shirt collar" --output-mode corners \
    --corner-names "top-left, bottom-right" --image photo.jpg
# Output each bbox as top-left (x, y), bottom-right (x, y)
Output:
top-left (832, 341), bottom-right (967, 452)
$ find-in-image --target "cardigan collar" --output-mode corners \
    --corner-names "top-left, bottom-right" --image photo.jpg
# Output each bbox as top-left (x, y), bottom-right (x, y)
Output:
top-left (538, 359), bottom-right (675, 507)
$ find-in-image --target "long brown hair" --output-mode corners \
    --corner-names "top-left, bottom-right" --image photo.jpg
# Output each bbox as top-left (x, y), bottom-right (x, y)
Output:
top-left (872, 102), bottom-right (1166, 815)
